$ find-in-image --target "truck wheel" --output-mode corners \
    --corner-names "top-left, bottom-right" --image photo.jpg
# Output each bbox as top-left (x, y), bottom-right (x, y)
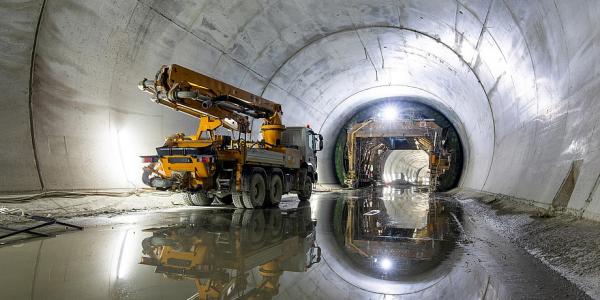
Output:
top-left (267, 175), bottom-right (283, 206)
top-left (182, 192), bottom-right (213, 206)
top-left (265, 209), bottom-right (283, 240)
top-left (298, 176), bottom-right (312, 201)
top-left (242, 172), bottom-right (266, 208)
top-left (231, 209), bottom-right (245, 226)
top-left (232, 194), bottom-right (245, 208)
top-left (241, 210), bottom-right (266, 250)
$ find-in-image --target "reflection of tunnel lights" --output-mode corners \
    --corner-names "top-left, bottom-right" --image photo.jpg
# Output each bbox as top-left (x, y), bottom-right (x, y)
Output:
top-left (379, 257), bottom-right (393, 270)
top-left (110, 126), bottom-right (141, 187)
top-left (363, 209), bottom-right (381, 216)
top-left (381, 106), bottom-right (398, 121)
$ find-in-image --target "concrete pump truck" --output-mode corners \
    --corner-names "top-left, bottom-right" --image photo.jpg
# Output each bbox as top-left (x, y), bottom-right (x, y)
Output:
top-left (138, 64), bottom-right (323, 208)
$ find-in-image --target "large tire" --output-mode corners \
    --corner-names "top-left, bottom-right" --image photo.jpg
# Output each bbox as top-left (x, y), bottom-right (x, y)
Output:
top-left (182, 192), bottom-right (213, 206)
top-left (298, 175), bottom-right (312, 201)
top-left (242, 172), bottom-right (266, 208)
top-left (231, 209), bottom-right (245, 227)
top-left (265, 209), bottom-right (283, 241)
top-left (267, 174), bottom-right (283, 206)
top-left (241, 210), bottom-right (266, 250)
top-left (232, 193), bottom-right (245, 208)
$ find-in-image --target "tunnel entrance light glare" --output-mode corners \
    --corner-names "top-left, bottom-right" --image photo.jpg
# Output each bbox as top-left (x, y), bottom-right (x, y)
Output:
top-left (381, 106), bottom-right (398, 121)
top-left (379, 257), bottom-right (393, 270)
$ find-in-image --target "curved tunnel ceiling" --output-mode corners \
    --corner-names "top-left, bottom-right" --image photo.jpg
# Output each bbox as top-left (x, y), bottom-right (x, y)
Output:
top-left (382, 150), bottom-right (430, 184)
top-left (2, 0), bottom-right (600, 218)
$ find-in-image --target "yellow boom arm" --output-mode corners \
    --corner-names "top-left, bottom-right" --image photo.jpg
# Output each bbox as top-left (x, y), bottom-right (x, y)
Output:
top-left (139, 64), bottom-right (282, 133)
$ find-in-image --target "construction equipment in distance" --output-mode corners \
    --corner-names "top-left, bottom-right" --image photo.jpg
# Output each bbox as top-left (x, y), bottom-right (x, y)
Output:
top-left (345, 118), bottom-right (450, 189)
top-left (139, 64), bottom-right (323, 208)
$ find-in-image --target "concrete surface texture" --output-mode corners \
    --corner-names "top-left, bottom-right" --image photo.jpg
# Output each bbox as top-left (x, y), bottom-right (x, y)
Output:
top-left (452, 188), bottom-right (600, 299)
top-left (382, 150), bottom-right (430, 183)
top-left (2, 1), bottom-right (600, 218)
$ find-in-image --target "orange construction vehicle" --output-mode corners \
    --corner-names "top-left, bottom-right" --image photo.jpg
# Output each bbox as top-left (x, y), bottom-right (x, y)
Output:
top-left (139, 65), bottom-right (323, 208)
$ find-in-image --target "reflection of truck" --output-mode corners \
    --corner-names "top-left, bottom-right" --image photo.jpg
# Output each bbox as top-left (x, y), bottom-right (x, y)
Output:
top-left (139, 206), bottom-right (320, 299)
top-left (139, 65), bottom-right (323, 208)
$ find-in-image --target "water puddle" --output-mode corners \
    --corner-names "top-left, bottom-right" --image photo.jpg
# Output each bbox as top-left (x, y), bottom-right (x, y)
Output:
top-left (331, 187), bottom-right (460, 281)
top-left (139, 206), bottom-right (319, 299)
top-left (0, 187), bottom-right (522, 299)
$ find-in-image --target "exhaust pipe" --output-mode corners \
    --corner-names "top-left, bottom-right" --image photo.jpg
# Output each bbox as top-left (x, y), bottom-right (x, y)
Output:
top-left (201, 100), bottom-right (213, 109)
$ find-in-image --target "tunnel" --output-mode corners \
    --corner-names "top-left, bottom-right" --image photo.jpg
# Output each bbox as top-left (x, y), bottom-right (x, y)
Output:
top-left (1, 1), bottom-right (600, 299)
top-left (382, 150), bottom-right (430, 184)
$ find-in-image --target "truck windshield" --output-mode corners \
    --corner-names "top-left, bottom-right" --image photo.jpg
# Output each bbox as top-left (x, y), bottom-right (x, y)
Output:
top-left (308, 133), bottom-right (315, 151)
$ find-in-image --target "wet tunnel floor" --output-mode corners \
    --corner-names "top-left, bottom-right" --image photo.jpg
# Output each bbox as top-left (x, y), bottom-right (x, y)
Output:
top-left (0, 188), bottom-right (590, 299)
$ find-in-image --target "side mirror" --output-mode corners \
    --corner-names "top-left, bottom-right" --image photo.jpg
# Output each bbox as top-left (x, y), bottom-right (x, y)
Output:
top-left (318, 134), bottom-right (324, 151)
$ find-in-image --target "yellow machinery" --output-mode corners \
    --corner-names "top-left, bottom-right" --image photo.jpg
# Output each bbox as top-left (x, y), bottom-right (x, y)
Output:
top-left (139, 64), bottom-right (323, 208)
top-left (140, 206), bottom-right (320, 300)
top-left (344, 118), bottom-right (450, 189)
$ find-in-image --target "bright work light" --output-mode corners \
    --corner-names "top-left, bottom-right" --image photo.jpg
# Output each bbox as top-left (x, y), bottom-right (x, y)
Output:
top-left (381, 106), bottom-right (398, 121)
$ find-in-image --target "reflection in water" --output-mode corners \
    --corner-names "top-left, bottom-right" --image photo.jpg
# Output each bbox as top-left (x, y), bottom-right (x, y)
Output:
top-left (139, 205), bottom-right (320, 299)
top-left (332, 186), bottom-right (460, 281)
top-left (1, 187), bottom-right (538, 299)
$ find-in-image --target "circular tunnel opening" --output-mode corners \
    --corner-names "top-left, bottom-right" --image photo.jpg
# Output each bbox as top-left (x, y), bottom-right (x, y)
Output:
top-left (333, 98), bottom-right (463, 191)
top-left (381, 150), bottom-right (431, 185)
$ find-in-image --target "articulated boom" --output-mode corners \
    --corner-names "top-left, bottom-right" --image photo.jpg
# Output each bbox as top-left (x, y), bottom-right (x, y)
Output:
top-left (139, 64), bottom-right (282, 133)
top-left (139, 64), bottom-right (322, 209)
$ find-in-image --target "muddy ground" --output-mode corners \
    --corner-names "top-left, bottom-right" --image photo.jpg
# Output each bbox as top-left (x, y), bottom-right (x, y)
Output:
top-left (452, 189), bottom-right (600, 299)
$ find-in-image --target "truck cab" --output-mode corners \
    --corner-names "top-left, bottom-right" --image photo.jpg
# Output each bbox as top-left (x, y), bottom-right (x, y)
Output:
top-left (281, 127), bottom-right (323, 181)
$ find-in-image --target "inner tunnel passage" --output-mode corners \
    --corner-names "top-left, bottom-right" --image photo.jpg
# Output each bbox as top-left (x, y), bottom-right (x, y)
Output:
top-left (334, 100), bottom-right (462, 191)
top-left (382, 150), bottom-right (430, 185)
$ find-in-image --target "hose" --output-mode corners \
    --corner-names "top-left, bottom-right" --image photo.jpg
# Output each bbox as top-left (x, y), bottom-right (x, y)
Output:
top-left (0, 207), bottom-right (25, 216)
top-left (0, 189), bottom-right (174, 204)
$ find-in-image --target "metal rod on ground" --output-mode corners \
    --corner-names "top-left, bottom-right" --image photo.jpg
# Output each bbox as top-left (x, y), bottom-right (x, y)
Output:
top-left (0, 209), bottom-right (83, 242)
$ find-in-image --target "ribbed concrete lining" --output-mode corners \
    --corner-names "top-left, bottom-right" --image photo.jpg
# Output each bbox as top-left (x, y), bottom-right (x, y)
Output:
top-left (382, 150), bottom-right (430, 184)
top-left (2, 1), bottom-right (600, 218)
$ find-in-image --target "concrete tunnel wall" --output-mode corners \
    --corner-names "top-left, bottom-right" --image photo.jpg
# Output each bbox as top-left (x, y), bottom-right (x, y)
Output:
top-left (382, 150), bottom-right (430, 184)
top-left (2, 0), bottom-right (600, 219)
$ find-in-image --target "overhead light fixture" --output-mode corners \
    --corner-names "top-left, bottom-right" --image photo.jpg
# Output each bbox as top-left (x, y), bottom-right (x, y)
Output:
top-left (381, 106), bottom-right (398, 121)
